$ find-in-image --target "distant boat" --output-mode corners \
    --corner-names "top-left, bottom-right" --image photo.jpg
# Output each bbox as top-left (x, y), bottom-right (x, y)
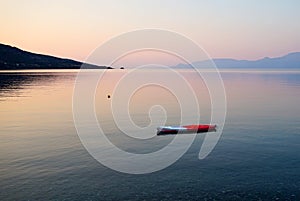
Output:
top-left (157, 124), bottom-right (217, 135)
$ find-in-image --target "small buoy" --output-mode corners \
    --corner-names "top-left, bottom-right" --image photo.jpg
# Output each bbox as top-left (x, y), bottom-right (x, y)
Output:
top-left (107, 95), bottom-right (111, 99)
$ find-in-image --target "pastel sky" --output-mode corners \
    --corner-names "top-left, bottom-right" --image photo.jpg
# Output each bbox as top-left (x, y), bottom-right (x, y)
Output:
top-left (1, 0), bottom-right (300, 64)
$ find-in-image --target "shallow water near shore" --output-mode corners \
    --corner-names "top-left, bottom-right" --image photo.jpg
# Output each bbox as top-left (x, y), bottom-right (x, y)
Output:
top-left (0, 69), bottom-right (300, 200)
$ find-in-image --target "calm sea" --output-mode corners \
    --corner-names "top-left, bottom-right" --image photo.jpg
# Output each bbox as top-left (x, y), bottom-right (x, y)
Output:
top-left (0, 70), bottom-right (299, 200)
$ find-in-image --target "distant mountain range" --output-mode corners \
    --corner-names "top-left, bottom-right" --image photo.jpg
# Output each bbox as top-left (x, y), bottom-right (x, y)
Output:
top-left (1, 43), bottom-right (299, 70)
top-left (174, 52), bottom-right (300, 69)
top-left (0, 43), bottom-right (111, 70)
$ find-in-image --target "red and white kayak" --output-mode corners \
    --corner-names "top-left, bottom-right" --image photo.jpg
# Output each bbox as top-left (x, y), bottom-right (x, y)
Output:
top-left (157, 124), bottom-right (217, 135)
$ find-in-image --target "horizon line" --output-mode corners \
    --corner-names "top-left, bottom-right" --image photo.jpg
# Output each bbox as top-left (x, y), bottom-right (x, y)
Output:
top-left (1, 42), bottom-right (299, 65)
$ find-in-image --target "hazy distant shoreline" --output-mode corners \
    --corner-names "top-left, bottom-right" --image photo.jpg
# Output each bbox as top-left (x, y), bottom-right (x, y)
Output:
top-left (1, 43), bottom-right (299, 70)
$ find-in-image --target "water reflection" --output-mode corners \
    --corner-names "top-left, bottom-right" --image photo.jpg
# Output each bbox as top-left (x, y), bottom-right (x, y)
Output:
top-left (220, 71), bottom-right (300, 87)
top-left (0, 70), bottom-right (300, 200)
top-left (0, 72), bottom-right (75, 99)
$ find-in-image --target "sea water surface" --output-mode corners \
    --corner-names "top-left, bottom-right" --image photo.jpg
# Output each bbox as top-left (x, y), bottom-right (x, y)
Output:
top-left (0, 69), bottom-right (300, 200)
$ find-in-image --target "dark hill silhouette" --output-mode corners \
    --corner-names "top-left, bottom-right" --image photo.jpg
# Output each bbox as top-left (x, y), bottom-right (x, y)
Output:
top-left (0, 43), bottom-right (111, 70)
